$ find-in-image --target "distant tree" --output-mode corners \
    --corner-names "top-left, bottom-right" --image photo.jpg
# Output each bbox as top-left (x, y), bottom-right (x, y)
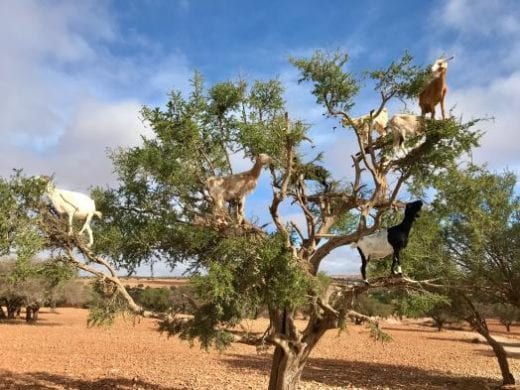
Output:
top-left (407, 166), bottom-right (520, 385)
top-left (0, 171), bottom-right (45, 321)
top-left (494, 303), bottom-right (520, 333)
top-left (0, 258), bottom-right (74, 322)
top-left (0, 172), bottom-right (76, 322)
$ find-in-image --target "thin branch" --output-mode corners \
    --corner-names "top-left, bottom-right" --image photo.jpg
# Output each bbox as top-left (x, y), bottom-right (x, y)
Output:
top-left (63, 247), bottom-right (166, 320)
top-left (269, 112), bottom-right (294, 242)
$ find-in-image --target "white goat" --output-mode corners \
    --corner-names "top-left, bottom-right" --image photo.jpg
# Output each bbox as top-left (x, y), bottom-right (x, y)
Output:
top-left (386, 114), bottom-right (424, 151)
top-left (40, 176), bottom-right (102, 246)
top-left (206, 154), bottom-right (271, 224)
top-left (347, 108), bottom-right (388, 144)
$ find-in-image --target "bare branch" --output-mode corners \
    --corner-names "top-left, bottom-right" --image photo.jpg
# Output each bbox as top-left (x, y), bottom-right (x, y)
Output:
top-left (269, 112), bottom-right (295, 242)
top-left (63, 248), bottom-right (167, 320)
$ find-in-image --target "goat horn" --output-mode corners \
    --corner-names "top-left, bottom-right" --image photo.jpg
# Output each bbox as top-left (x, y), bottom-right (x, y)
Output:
top-left (446, 56), bottom-right (455, 61)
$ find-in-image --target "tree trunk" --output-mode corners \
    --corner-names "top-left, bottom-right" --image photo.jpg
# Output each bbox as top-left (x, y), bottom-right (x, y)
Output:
top-left (4, 297), bottom-right (24, 320)
top-left (267, 308), bottom-right (330, 390)
top-left (432, 316), bottom-right (445, 331)
top-left (6, 301), bottom-right (21, 319)
top-left (26, 306), bottom-right (32, 322)
top-left (464, 297), bottom-right (515, 385)
top-left (32, 305), bottom-right (39, 322)
top-left (268, 345), bottom-right (306, 390)
top-left (26, 303), bottom-right (40, 323)
top-left (477, 326), bottom-right (515, 385)
top-left (0, 306), bottom-right (6, 320)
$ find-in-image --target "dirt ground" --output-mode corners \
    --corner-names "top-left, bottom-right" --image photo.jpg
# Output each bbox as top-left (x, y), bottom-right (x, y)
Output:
top-left (0, 308), bottom-right (519, 390)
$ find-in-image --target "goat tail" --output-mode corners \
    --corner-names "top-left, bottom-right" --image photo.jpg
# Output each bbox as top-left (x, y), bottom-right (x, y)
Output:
top-left (94, 211), bottom-right (103, 219)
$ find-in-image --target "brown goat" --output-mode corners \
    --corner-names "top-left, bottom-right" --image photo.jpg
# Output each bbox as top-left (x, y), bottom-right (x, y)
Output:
top-left (419, 57), bottom-right (452, 119)
top-left (206, 154), bottom-right (271, 224)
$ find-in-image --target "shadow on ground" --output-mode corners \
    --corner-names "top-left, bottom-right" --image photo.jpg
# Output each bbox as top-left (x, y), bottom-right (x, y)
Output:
top-left (222, 354), bottom-right (499, 389)
top-left (0, 319), bottom-right (62, 327)
top-left (427, 335), bottom-right (520, 359)
top-left (0, 371), bottom-right (179, 390)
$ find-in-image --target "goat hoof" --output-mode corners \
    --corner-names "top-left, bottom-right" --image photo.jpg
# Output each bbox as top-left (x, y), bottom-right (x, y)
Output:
top-left (363, 280), bottom-right (370, 286)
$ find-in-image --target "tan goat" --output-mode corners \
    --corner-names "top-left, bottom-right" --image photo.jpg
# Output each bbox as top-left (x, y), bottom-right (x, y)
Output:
top-left (419, 57), bottom-right (453, 119)
top-left (206, 153), bottom-right (271, 224)
top-left (386, 114), bottom-right (424, 151)
top-left (345, 108), bottom-right (389, 144)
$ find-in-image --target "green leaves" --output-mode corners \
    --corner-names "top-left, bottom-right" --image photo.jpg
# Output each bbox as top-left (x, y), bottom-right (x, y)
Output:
top-left (291, 51), bottom-right (359, 113)
top-left (368, 52), bottom-right (430, 101)
top-left (407, 164), bottom-right (520, 310)
top-left (159, 233), bottom-right (315, 350)
top-left (0, 171), bottom-right (46, 261)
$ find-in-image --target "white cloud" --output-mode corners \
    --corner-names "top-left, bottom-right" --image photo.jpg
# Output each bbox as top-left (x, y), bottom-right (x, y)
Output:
top-left (449, 72), bottom-right (520, 169)
top-left (426, 0), bottom-right (520, 172)
top-left (0, 0), bottom-right (194, 192)
top-left (0, 99), bottom-right (148, 190)
top-left (320, 246), bottom-right (360, 276)
top-left (440, 0), bottom-right (520, 36)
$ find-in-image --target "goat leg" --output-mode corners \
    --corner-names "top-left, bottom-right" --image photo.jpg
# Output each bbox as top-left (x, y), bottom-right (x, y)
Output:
top-left (357, 248), bottom-right (369, 285)
top-left (67, 212), bottom-right (75, 235)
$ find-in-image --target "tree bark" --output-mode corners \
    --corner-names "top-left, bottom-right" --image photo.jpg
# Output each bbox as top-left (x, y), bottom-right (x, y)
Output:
top-left (6, 299), bottom-right (22, 320)
top-left (26, 303), bottom-right (40, 323)
top-left (477, 326), bottom-right (515, 385)
top-left (268, 345), bottom-right (305, 390)
top-left (464, 296), bottom-right (515, 385)
top-left (26, 306), bottom-right (32, 322)
top-left (267, 309), bottom-right (330, 390)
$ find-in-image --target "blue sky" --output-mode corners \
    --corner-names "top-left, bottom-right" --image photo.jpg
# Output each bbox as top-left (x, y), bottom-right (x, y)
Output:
top-left (1, 0), bottom-right (519, 276)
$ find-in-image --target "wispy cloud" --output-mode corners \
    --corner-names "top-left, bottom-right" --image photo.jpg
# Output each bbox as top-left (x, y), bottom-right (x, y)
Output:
top-left (426, 0), bottom-right (520, 171)
top-left (0, 0), bottom-right (193, 190)
top-left (440, 0), bottom-right (520, 37)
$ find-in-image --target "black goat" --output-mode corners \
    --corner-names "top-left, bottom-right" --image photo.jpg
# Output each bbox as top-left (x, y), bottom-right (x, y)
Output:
top-left (352, 200), bottom-right (423, 284)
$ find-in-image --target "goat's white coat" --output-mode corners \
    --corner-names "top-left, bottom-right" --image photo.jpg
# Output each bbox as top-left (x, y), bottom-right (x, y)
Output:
top-left (431, 58), bottom-right (449, 75)
top-left (350, 108), bottom-right (389, 144)
top-left (44, 181), bottom-right (101, 246)
top-left (386, 114), bottom-right (423, 151)
top-left (353, 230), bottom-right (393, 260)
top-left (352, 230), bottom-right (403, 281)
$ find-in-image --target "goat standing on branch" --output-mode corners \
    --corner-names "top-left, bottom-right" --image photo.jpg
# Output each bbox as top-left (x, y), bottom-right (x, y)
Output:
top-left (39, 176), bottom-right (102, 247)
top-left (352, 200), bottom-right (423, 284)
top-left (419, 56), bottom-right (453, 119)
top-left (206, 154), bottom-right (271, 225)
top-left (386, 114), bottom-right (425, 151)
top-left (345, 108), bottom-right (389, 145)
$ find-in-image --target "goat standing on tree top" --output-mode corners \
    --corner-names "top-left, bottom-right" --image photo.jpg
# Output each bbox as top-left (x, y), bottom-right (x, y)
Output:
top-left (39, 176), bottom-right (102, 246)
top-left (352, 200), bottom-right (423, 284)
top-left (419, 56), bottom-right (453, 119)
top-left (206, 153), bottom-right (271, 224)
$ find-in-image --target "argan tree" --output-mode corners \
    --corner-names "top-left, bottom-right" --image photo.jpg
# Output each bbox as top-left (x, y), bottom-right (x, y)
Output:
top-left (426, 166), bottom-right (519, 385)
top-left (390, 165), bottom-right (519, 385)
top-left (0, 171), bottom-right (73, 322)
top-left (45, 52), bottom-right (482, 389)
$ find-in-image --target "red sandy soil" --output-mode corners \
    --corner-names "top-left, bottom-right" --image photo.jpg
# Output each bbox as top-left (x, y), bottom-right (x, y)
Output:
top-left (0, 308), bottom-right (519, 389)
